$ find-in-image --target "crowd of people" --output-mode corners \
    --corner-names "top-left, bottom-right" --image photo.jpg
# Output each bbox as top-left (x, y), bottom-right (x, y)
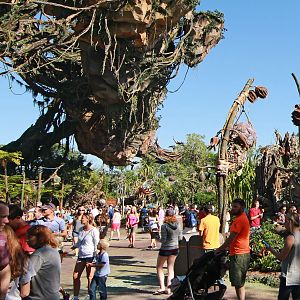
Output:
top-left (0, 198), bottom-right (300, 300)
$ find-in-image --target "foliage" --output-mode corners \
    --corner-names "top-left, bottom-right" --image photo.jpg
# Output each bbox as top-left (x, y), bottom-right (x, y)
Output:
top-left (247, 273), bottom-right (279, 287)
top-left (249, 220), bottom-right (284, 272)
top-left (0, 0), bottom-right (224, 166)
top-left (227, 154), bottom-right (256, 208)
top-left (114, 134), bottom-right (218, 206)
top-left (0, 150), bottom-right (23, 166)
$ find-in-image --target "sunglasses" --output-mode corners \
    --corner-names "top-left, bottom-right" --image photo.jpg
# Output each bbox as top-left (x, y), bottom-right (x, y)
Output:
top-left (79, 209), bottom-right (85, 211)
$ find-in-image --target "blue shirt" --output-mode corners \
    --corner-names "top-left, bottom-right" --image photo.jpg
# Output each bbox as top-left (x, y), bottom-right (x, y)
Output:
top-left (94, 252), bottom-right (110, 277)
top-left (37, 216), bottom-right (66, 233)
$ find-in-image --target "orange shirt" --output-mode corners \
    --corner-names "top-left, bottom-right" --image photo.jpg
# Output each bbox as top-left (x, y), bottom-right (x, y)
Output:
top-left (199, 214), bottom-right (220, 249)
top-left (229, 212), bottom-right (250, 255)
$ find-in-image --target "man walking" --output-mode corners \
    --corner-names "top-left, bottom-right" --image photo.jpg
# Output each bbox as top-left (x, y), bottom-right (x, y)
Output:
top-left (217, 198), bottom-right (250, 300)
top-left (199, 204), bottom-right (220, 251)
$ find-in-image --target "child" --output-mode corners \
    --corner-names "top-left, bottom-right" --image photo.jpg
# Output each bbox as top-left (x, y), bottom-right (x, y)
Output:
top-left (87, 239), bottom-right (110, 300)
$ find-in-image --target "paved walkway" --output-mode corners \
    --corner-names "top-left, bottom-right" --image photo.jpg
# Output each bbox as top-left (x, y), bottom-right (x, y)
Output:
top-left (61, 229), bottom-right (279, 300)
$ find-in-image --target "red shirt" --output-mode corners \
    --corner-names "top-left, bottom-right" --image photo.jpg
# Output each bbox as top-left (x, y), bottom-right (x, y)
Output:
top-left (15, 224), bottom-right (35, 254)
top-left (249, 207), bottom-right (262, 227)
top-left (229, 212), bottom-right (250, 255)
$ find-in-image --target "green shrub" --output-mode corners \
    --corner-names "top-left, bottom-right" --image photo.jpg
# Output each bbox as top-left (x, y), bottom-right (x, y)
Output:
top-left (249, 220), bottom-right (284, 272)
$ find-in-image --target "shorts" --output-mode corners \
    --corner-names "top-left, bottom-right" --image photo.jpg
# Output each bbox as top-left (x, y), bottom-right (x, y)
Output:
top-left (159, 249), bottom-right (179, 257)
top-left (128, 225), bottom-right (138, 233)
top-left (111, 223), bottom-right (120, 230)
top-left (229, 253), bottom-right (250, 287)
top-left (77, 257), bottom-right (94, 263)
top-left (150, 230), bottom-right (160, 240)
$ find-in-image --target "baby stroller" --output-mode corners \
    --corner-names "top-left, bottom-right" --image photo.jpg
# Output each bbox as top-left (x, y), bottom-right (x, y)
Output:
top-left (168, 251), bottom-right (228, 300)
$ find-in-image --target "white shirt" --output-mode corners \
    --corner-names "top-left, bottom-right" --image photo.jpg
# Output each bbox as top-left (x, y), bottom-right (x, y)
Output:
top-left (75, 227), bottom-right (100, 258)
top-left (91, 208), bottom-right (99, 218)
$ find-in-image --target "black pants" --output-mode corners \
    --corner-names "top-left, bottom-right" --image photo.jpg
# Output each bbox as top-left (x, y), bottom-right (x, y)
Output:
top-left (278, 277), bottom-right (300, 300)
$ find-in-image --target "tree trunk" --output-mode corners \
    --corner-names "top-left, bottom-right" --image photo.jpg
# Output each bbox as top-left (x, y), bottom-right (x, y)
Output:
top-left (2, 161), bottom-right (9, 203)
top-left (217, 79), bottom-right (254, 233)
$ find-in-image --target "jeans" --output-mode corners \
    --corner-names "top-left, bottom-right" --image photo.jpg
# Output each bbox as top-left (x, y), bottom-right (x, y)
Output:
top-left (89, 275), bottom-right (107, 300)
top-left (278, 277), bottom-right (300, 300)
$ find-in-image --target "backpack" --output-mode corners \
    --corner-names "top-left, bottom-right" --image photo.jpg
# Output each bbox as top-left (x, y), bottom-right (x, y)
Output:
top-left (188, 212), bottom-right (197, 227)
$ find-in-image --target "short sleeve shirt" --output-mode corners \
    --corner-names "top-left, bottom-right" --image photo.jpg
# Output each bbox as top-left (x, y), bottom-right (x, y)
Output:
top-left (199, 214), bottom-right (220, 249)
top-left (94, 252), bottom-right (110, 277)
top-left (229, 212), bottom-right (250, 255)
top-left (37, 216), bottom-right (65, 233)
top-left (249, 207), bottom-right (262, 227)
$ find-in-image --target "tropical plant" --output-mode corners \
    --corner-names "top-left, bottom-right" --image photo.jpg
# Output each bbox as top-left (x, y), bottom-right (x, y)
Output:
top-left (0, 150), bottom-right (23, 201)
top-left (249, 220), bottom-right (284, 272)
top-left (227, 154), bottom-right (256, 208)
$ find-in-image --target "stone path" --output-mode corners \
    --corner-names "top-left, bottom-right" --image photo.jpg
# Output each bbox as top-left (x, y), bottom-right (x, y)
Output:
top-left (61, 229), bottom-right (279, 300)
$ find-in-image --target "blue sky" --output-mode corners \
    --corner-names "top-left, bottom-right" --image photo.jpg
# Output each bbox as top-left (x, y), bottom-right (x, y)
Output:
top-left (1, 0), bottom-right (300, 165)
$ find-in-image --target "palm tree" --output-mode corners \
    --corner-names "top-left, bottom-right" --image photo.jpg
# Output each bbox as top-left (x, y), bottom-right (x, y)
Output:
top-left (0, 150), bottom-right (23, 202)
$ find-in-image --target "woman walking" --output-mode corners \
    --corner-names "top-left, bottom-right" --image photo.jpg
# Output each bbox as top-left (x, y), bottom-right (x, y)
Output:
top-left (154, 208), bottom-right (182, 295)
top-left (148, 208), bottom-right (159, 249)
top-left (27, 225), bottom-right (61, 300)
top-left (126, 206), bottom-right (139, 248)
top-left (109, 208), bottom-right (121, 241)
top-left (71, 213), bottom-right (99, 300)
top-left (266, 212), bottom-right (300, 300)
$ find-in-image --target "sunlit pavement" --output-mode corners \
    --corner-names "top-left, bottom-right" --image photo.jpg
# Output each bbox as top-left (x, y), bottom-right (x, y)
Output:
top-left (61, 229), bottom-right (278, 300)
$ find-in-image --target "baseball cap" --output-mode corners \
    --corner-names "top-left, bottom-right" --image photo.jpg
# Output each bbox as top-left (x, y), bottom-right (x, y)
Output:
top-left (41, 203), bottom-right (56, 211)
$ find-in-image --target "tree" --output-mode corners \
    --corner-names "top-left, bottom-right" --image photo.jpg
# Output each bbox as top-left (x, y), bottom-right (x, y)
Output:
top-left (0, 150), bottom-right (23, 202)
top-left (0, 2), bottom-right (224, 165)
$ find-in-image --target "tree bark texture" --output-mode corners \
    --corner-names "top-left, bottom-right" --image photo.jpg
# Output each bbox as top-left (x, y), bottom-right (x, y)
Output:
top-left (217, 78), bottom-right (254, 233)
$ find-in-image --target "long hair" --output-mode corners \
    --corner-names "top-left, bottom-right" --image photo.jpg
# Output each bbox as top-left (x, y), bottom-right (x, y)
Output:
top-left (4, 226), bottom-right (28, 279)
top-left (129, 206), bottom-right (138, 216)
top-left (164, 215), bottom-right (177, 224)
top-left (286, 212), bottom-right (300, 229)
top-left (27, 225), bottom-right (58, 248)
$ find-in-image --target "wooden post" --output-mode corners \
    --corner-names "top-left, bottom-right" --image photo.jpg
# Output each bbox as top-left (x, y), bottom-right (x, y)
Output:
top-left (217, 79), bottom-right (254, 233)
top-left (21, 167), bottom-right (26, 209)
top-left (37, 167), bottom-right (43, 205)
top-left (60, 181), bottom-right (64, 211)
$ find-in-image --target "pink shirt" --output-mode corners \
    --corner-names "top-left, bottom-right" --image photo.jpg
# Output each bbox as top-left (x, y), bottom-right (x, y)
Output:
top-left (128, 214), bottom-right (138, 226)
